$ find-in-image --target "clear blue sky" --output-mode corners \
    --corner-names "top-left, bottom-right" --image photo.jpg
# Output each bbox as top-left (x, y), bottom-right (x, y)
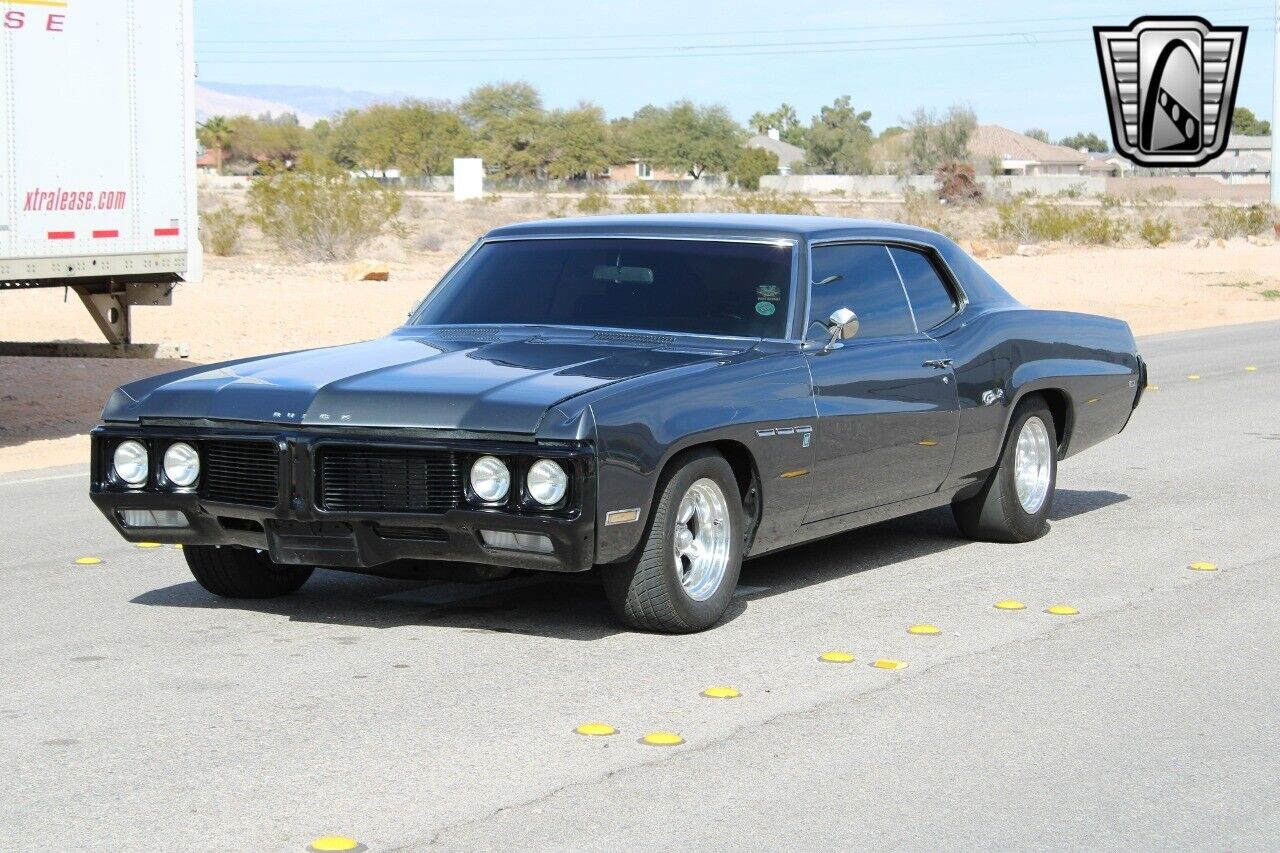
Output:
top-left (194, 0), bottom-right (1276, 137)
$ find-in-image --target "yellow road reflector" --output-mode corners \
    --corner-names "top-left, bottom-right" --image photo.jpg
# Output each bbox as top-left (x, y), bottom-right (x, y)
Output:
top-left (574, 722), bottom-right (617, 737)
top-left (641, 731), bottom-right (685, 746)
top-left (1147, 384), bottom-right (1159, 390)
top-left (172, 543), bottom-right (184, 549)
top-left (72, 556), bottom-right (103, 566)
top-left (1188, 561), bottom-right (1218, 572)
top-left (819, 651), bottom-right (855, 663)
top-left (917, 439), bottom-right (939, 447)
top-left (871, 659), bottom-right (908, 670)
top-left (907, 624), bottom-right (940, 635)
top-left (994, 599), bottom-right (1026, 610)
top-left (135, 542), bottom-right (162, 549)
top-left (308, 837), bottom-right (360, 852)
top-left (701, 686), bottom-right (741, 699)
top-left (1046, 604), bottom-right (1079, 616)
top-left (1186, 374), bottom-right (1201, 380)
top-left (1244, 366), bottom-right (1258, 372)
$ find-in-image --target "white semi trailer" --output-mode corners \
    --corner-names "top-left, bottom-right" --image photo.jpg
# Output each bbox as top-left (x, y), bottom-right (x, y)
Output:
top-left (0, 0), bottom-right (200, 348)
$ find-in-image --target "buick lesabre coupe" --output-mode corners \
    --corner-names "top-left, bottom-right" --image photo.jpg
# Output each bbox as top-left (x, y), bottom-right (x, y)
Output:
top-left (91, 215), bottom-right (1145, 632)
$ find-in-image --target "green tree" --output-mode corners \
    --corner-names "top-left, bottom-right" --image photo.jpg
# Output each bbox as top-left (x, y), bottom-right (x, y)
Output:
top-left (1024, 127), bottom-right (1050, 143)
top-left (627, 100), bottom-right (744, 179)
top-left (803, 96), bottom-right (874, 175)
top-left (904, 106), bottom-right (977, 174)
top-left (730, 147), bottom-right (780, 190)
top-left (748, 103), bottom-right (804, 145)
top-left (1059, 131), bottom-right (1110, 152)
top-left (1231, 107), bottom-right (1271, 136)
top-left (460, 82), bottom-right (545, 179)
top-left (196, 116), bottom-right (234, 174)
top-left (224, 113), bottom-right (308, 166)
top-left (541, 103), bottom-right (617, 179)
top-left (395, 100), bottom-right (473, 176)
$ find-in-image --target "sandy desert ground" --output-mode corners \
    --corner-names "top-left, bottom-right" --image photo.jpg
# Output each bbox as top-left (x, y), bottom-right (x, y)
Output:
top-left (2, 231), bottom-right (1278, 474)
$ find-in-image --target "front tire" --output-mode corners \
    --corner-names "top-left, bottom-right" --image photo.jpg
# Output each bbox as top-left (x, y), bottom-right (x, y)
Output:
top-left (184, 545), bottom-right (314, 598)
top-left (602, 449), bottom-right (743, 633)
top-left (952, 397), bottom-right (1058, 543)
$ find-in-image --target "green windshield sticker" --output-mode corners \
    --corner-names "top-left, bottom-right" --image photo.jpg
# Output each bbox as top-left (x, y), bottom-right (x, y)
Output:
top-left (755, 301), bottom-right (777, 317)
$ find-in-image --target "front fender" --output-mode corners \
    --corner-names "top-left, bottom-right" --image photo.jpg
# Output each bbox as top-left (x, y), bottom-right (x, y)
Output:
top-left (587, 348), bottom-right (816, 564)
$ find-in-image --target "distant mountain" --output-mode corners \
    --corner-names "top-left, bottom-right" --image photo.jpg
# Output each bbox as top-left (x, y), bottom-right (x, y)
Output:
top-left (195, 84), bottom-right (322, 126)
top-left (196, 81), bottom-right (404, 124)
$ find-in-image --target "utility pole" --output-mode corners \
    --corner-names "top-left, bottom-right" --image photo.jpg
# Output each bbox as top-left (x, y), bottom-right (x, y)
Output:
top-left (1273, 0), bottom-right (1279, 206)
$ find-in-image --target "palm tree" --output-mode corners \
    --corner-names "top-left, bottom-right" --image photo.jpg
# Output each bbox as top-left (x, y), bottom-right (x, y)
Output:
top-left (197, 116), bottom-right (233, 174)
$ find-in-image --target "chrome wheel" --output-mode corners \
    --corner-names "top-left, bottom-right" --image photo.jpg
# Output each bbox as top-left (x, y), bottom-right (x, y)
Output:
top-left (672, 477), bottom-right (732, 601)
top-left (1013, 415), bottom-right (1053, 514)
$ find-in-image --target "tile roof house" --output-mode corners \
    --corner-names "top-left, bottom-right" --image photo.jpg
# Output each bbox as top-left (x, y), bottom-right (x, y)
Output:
top-left (745, 129), bottom-right (806, 175)
top-left (966, 125), bottom-right (1088, 176)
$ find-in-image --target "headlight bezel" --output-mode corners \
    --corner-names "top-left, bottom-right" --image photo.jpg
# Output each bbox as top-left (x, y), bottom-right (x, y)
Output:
top-left (111, 439), bottom-right (150, 487)
top-left (161, 441), bottom-right (201, 488)
top-left (468, 454), bottom-right (512, 504)
top-left (526, 458), bottom-right (569, 507)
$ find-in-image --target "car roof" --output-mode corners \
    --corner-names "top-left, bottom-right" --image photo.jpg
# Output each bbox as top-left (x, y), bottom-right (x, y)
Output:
top-left (483, 213), bottom-right (944, 244)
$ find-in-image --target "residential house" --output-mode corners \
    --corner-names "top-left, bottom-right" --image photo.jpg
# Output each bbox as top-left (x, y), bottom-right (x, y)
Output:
top-left (1082, 151), bottom-right (1135, 178)
top-left (745, 129), bottom-right (806, 175)
top-left (1186, 135), bottom-right (1271, 185)
top-left (966, 125), bottom-right (1088, 176)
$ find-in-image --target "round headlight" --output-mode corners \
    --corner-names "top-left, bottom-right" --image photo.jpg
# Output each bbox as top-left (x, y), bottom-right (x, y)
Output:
top-left (163, 442), bottom-right (200, 487)
top-left (113, 440), bottom-right (149, 486)
top-left (469, 455), bottom-right (510, 502)
top-left (527, 459), bottom-right (568, 506)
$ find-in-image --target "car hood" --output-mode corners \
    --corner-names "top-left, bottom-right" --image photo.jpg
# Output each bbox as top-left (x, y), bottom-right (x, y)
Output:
top-left (103, 330), bottom-right (742, 434)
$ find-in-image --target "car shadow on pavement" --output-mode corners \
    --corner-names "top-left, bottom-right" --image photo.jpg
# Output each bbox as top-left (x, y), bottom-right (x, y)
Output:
top-left (1049, 488), bottom-right (1129, 521)
top-left (731, 488), bottom-right (1130, 616)
top-left (130, 569), bottom-right (623, 641)
top-left (130, 489), bottom-right (1128, 639)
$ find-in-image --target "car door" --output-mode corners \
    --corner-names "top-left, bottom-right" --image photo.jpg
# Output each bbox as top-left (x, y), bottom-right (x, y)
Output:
top-left (803, 242), bottom-right (960, 522)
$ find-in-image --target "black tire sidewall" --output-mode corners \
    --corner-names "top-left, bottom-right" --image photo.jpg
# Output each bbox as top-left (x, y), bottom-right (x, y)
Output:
top-left (655, 453), bottom-right (744, 628)
top-left (996, 403), bottom-right (1057, 540)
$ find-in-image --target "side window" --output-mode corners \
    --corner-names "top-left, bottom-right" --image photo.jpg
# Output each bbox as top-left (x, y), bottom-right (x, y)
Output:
top-left (890, 247), bottom-right (958, 330)
top-left (809, 244), bottom-right (915, 339)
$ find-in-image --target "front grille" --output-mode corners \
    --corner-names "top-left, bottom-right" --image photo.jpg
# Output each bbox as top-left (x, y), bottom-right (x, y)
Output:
top-left (203, 440), bottom-right (280, 507)
top-left (317, 446), bottom-right (462, 514)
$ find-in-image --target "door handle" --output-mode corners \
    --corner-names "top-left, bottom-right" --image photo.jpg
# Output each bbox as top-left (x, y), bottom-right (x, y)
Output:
top-left (922, 358), bottom-right (953, 369)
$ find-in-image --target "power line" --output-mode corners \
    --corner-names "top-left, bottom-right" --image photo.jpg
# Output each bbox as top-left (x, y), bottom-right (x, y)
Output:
top-left (198, 5), bottom-right (1261, 45)
top-left (197, 35), bottom-right (1089, 64)
top-left (195, 26), bottom-right (1113, 56)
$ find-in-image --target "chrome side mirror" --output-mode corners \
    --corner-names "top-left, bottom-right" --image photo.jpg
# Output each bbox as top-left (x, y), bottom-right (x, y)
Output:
top-left (824, 307), bottom-right (859, 350)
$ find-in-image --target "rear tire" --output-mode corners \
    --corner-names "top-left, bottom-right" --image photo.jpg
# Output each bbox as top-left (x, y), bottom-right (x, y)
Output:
top-left (184, 545), bottom-right (314, 598)
top-left (602, 449), bottom-right (743, 633)
top-left (952, 397), bottom-right (1057, 543)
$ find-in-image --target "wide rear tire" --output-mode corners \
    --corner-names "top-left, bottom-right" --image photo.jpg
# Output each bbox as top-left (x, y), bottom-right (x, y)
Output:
top-left (952, 397), bottom-right (1057, 543)
top-left (184, 545), bottom-right (314, 599)
top-left (602, 449), bottom-right (743, 633)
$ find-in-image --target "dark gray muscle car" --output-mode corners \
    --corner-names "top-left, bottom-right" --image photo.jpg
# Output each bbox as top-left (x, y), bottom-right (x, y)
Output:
top-left (90, 215), bottom-right (1145, 632)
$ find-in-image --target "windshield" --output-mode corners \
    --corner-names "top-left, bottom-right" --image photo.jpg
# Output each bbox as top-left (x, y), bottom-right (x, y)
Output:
top-left (412, 237), bottom-right (794, 338)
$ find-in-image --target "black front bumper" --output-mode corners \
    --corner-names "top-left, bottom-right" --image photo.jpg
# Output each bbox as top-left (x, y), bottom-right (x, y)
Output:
top-left (89, 425), bottom-right (597, 574)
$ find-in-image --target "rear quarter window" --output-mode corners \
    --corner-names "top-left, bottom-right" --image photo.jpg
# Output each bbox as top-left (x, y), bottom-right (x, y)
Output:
top-left (889, 247), bottom-right (958, 331)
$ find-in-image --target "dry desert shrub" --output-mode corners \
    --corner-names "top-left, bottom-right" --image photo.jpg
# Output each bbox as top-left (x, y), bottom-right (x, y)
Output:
top-left (247, 155), bottom-right (403, 261)
top-left (199, 207), bottom-right (247, 256)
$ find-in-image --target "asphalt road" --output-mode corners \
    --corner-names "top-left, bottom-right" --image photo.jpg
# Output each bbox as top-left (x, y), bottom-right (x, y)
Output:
top-left (1, 321), bottom-right (1277, 852)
